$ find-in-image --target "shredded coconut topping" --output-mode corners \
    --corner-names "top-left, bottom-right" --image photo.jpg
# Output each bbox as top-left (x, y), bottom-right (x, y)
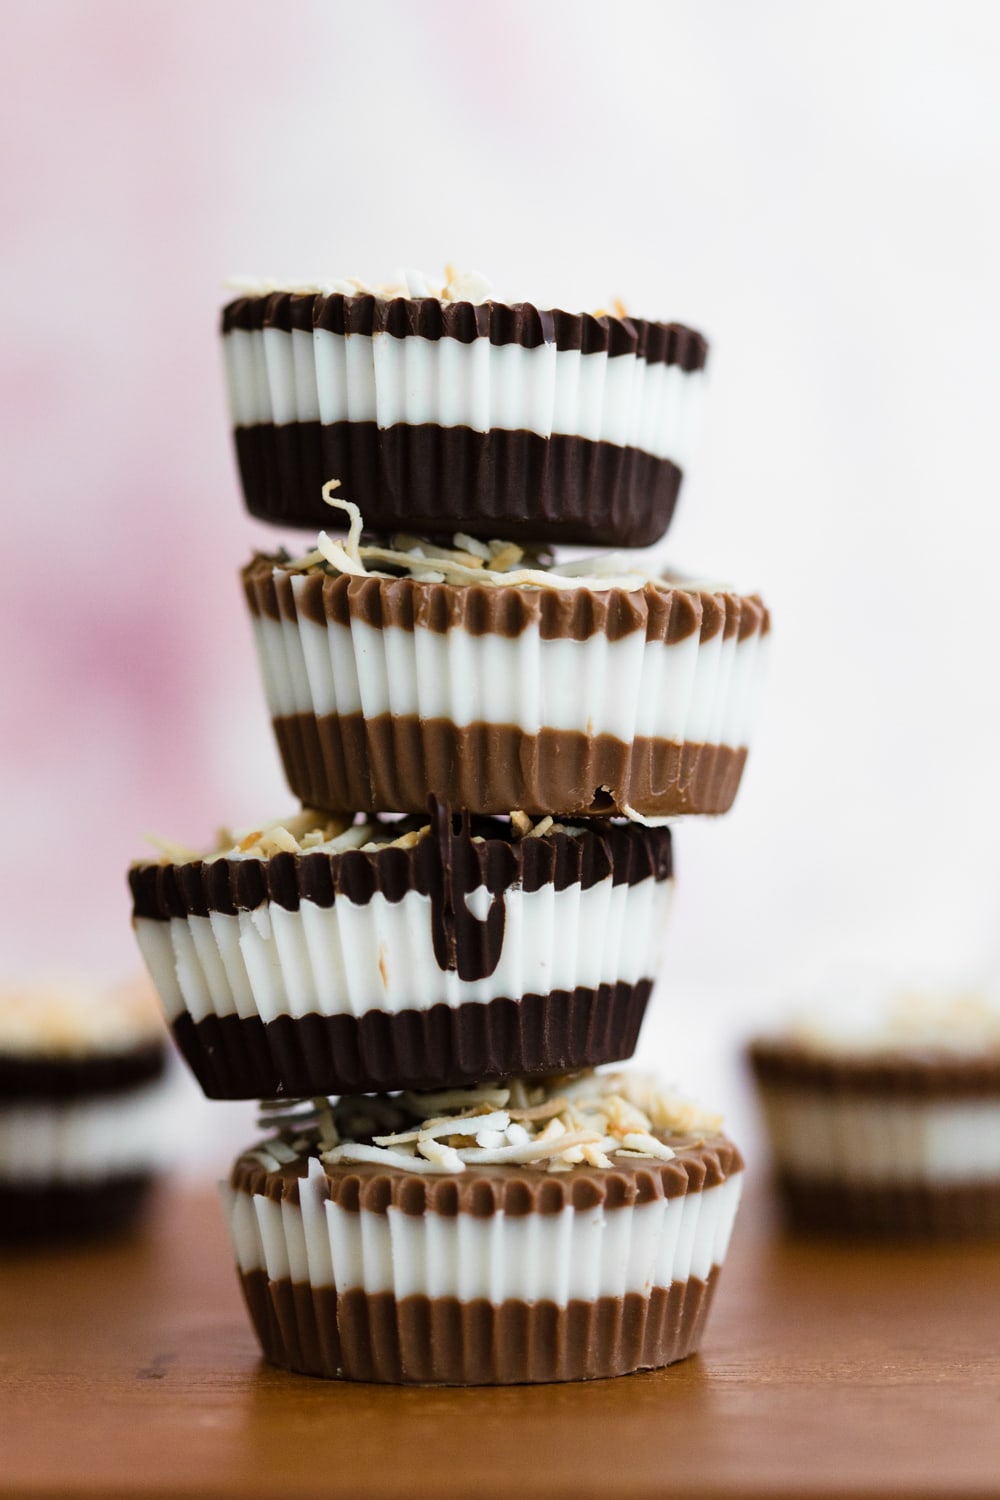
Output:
top-left (226, 266), bottom-right (495, 304)
top-left (785, 992), bottom-right (1000, 1058)
top-left (282, 483), bottom-right (731, 596)
top-left (0, 980), bottom-right (165, 1057)
top-left (225, 268), bottom-right (634, 316)
top-left (138, 809), bottom-right (584, 866)
top-left (252, 1071), bottom-right (723, 1177)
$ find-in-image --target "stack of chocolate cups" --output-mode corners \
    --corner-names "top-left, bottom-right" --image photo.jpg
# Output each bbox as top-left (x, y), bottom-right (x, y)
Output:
top-left (130, 269), bottom-right (770, 1384)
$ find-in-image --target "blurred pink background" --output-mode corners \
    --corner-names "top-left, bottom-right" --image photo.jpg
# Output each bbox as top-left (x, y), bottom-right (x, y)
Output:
top-left (4, 0), bottom-right (1000, 1165)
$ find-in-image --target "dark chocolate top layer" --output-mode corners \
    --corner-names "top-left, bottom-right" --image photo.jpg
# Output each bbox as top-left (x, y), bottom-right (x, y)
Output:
top-left (0, 1040), bottom-right (166, 1102)
top-left (231, 1131), bottom-right (742, 1217)
top-left (130, 806), bottom-right (671, 984)
top-left (243, 554), bottom-right (770, 646)
top-left (749, 1039), bottom-right (1000, 1100)
top-left (221, 292), bottom-right (708, 370)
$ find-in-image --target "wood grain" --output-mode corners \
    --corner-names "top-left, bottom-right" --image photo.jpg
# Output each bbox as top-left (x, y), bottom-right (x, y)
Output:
top-left (2, 1179), bottom-right (999, 1499)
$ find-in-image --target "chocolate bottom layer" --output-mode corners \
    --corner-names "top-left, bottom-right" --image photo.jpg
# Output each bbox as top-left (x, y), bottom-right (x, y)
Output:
top-left (239, 1268), bottom-right (720, 1383)
top-left (0, 1042), bottom-right (166, 1103)
top-left (776, 1175), bottom-right (1000, 1238)
top-left (234, 421), bottom-right (682, 548)
top-left (273, 715), bottom-right (747, 818)
top-left (0, 1175), bottom-right (154, 1244)
top-left (172, 981), bottom-right (652, 1099)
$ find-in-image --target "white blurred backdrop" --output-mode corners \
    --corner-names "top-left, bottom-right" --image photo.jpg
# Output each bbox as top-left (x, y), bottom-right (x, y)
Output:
top-left (3, 0), bottom-right (1000, 1170)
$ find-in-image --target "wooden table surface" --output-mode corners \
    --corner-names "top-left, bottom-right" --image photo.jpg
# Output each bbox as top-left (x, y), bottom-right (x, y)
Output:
top-left (2, 1178), bottom-right (999, 1500)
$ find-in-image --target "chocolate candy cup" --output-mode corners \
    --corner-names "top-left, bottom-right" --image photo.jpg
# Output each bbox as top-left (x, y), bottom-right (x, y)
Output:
top-left (750, 1040), bottom-right (1000, 1237)
top-left (221, 292), bottom-right (707, 548)
top-left (243, 558), bottom-right (769, 819)
top-left (223, 1131), bottom-right (744, 1384)
top-left (130, 810), bottom-right (673, 1099)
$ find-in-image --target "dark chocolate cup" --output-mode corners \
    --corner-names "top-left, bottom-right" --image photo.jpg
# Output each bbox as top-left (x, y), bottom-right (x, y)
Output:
top-left (749, 1041), bottom-right (1000, 1238)
top-left (0, 1176), bottom-right (155, 1245)
top-left (225, 1133), bottom-right (744, 1384)
top-left (221, 292), bottom-right (707, 548)
top-left (130, 810), bottom-right (673, 1100)
top-left (774, 1177), bottom-right (1000, 1238)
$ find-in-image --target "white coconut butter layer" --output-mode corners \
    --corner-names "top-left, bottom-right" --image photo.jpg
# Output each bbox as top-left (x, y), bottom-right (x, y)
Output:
top-left (0, 1077), bottom-right (174, 1184)
top-left (758, 1089), bottom-right (1000, 1185)
top-left (223, 327), bottom-right (702, 463)
top-left (221, 1162), bottom-right (742, 1303)
top-left (251, 609), bottom-right (766, 748)
top-left (134, 872), bottom-right (671, 1025)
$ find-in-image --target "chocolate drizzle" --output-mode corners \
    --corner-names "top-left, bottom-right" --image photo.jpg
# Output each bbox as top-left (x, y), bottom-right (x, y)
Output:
top-left (129, 811), bottom-right (673, 928)
top-left (427, 800), bottom-right (505, 979)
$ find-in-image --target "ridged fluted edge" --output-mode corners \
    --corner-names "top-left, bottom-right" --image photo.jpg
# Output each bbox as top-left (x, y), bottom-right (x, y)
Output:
top-left (169, 982), bottom-right (653, 1100)
top-left (221, 292), bottom-right (709, 369)
top-left (775, 1175), bottom-right (1000, 1238)
top-left (749, 1041), bottom-right (1000, 1099)
top-left (129, 814), bottom-right (673, 920)
top-left (237, 1271), bottom-right (722, 1383)
top-left (232, 1133), bottom-right (744, 1216)
top-left (243, 553), bottom-right (770, 645)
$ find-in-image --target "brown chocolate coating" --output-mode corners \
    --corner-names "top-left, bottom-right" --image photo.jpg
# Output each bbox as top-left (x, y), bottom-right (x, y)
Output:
top-left (272, 714), bottom-right (747, 818)
top-left (773, 1176), bottom-right (1000, 1238)
top-left (749, 1040), bottom-right (1000, 1100)
top-left (233, 422), bottom-right (683, 547)
top-left (0, 1042), bottom-right (166, 1103)
top-left (0, 1176), bottom-right (155, 1244)
top-left (222, 293), bottom-right (707, 544)
top-left (237, 1270), bottom-right (721, 1384)
top-left (168, 981), bottom-right (653, 1100)
top-left (221, 292), bottom-right (708, 366)
top-left (231, 1133), bottom-right (743, 1217)
top-left (243, 552), bottom-right (769, 644)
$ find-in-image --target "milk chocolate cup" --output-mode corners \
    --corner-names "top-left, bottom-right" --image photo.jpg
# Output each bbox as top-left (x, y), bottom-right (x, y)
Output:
top-left (130, 808), bottom-right (674, 1099)
top-left (749, 1040), bottom-right (1000, 1237)
top-left (221, 292), bottom-right (707, 548)
top-left (243, 559), bottom-right (770, 819)
top-left (223, 1131), bottom-right (744, 1384)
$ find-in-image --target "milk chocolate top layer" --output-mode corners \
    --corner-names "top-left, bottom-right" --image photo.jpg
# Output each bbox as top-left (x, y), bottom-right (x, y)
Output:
top-left (231, 1131), bottom-right (742, 1217)
top-left (221, 292), bottom-right (708, 370)
top-left (749, 1040), bottom-right (1000, 1099)
top-left (243, 554), bottom-right (770, 646)
top-left (130, 807), bottom-right (671, 985)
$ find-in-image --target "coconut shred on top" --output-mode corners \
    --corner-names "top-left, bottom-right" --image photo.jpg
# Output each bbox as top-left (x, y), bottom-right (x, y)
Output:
top-left (249, 1070), bottom-right (724, 1177)
top-left (280, 481), bottom-right (730, 597)
top-left (137, 809), bottom-right (588, 868)
top-left (225, 265), bottom-right (634, 319)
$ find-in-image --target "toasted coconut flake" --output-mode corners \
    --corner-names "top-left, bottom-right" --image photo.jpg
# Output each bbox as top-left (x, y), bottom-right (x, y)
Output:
top-left (507, 1097), bottom-right (569, 1123)
top-left (251, 1070), bottom-right (724, 1178)
top-left (323, 1143), bottom-right (450, 1174)
top-left (403, 1085), bottom-right (511, 1113)
top-left (622, 1132), bottom-right (675, 1161)
top-left (280, 496), bottom-right (697, 594)
top-left (143, 833), bottom-right (203, 865)
top-left (417, 1138), bottom-right (464, 1171)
